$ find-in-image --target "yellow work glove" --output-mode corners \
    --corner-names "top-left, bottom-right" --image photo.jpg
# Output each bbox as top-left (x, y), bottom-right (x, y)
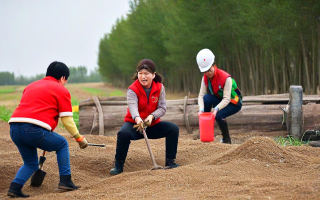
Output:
top-left (75, 135), bottom-right (88, 149)
top-left (144, 115), bottom-right (154, 127)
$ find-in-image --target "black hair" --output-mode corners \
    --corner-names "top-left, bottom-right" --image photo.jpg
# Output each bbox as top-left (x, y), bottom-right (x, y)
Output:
top-left (131, 59), bottom-right (163, 83)
top-left (46, 61), bottom-right (70, 80)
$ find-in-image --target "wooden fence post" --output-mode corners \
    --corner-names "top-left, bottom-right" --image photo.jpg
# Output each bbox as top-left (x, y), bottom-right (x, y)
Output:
top-left (92, 96), bottom-right (105, 136)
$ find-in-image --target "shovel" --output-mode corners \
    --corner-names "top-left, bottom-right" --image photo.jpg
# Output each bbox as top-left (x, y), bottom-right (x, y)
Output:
top-left (142, 128), bottom-right (163, 170)
top-left (30, 151), bottom-right (47, 187)
top-left (88, 143), bottom-right (105, 147)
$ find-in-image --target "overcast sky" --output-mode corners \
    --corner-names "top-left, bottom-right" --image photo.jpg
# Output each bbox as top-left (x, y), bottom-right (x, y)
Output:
top-left (0, 0), bottom-right (130, 77)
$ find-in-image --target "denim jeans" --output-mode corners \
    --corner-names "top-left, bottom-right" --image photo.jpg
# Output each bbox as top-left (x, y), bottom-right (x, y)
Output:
top-left (203, 94), bottom-right (242, 123)
top-left (10, 122), bottom-right (70, 186)
top-left (115, 121), bottom-right (179, 161)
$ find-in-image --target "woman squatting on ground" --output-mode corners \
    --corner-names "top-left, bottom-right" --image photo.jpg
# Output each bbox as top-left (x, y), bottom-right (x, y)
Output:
top-left (197, 49), bottom-right (242, 144)
top-left (7, 62), bottom-right (88, 198)
top-left (110, 59), bottom-right (180, 175)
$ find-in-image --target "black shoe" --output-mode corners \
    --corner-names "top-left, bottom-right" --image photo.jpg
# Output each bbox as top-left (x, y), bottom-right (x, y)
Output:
top-left (110, 160), bottom-right (125, 175)
top-left (7, 182), bottom-right (29, 198)
top-left (221, 138), bottom-right (231, 144)
top-left (217, 120), bottom-right (232, 144)
top-left (165, 158), bottom-right (179, 169)
top-left (58, 175), bottom-right (79, 191)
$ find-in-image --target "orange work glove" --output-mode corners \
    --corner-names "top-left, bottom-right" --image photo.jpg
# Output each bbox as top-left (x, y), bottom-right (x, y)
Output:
top-left (76, 135), bottom-right (88, 149)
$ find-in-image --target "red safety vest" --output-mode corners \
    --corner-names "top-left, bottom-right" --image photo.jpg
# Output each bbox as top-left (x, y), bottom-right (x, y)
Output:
top-left (124, 80), bottom-right (162, 126)
top-left (203, 65), bottom-right (242, 105)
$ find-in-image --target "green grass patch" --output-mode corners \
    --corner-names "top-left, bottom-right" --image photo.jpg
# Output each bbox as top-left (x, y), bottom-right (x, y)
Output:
top-left (0, 106), bottom-right (13, 122)
top-left (73, 112), bottom-right (79, 129)
top-left (82, 87), bottom-right (104, 96)
top-left (275, 136), bottom-right (304, 146)
top-left (71, 98), bottom-right (79, 106)
top-left (0, 87), bottom-right (16, 94)
top-left (71, 97), bottom-right (79, 129)
top-left (110, 89), bottom-right (125, 96)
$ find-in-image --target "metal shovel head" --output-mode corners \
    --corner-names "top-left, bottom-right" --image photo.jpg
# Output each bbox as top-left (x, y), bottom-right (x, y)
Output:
top-left (30, 155), bottom-right (47, 187)
top-left (30, 169), bottom-right (46, 187)
top-left (151, 165), bottom-right (163, 170)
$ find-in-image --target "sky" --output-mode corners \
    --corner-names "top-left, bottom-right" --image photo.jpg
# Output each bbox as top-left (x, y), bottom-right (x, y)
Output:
top-left (0, 0), bottom-right (130, 77)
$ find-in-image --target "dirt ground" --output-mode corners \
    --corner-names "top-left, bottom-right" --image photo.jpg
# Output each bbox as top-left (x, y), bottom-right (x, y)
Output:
top-left (1, 120), bottom-right (320, 200)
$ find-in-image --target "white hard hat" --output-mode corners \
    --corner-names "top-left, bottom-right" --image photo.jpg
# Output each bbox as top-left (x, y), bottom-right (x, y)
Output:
top-left (196, 48), bottom-right (215, 72)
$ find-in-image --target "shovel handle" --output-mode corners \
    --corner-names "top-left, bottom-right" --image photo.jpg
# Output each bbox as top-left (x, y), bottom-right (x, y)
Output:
top-left (87, 143), bottom-right (106, 147)
top-left (142, 128), bottom-right (157, 167)
top-left (39, 150), bottom-right (47, 170)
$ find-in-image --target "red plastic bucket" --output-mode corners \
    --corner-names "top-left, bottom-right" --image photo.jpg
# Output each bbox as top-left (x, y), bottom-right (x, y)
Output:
top-left (198, 112), bottom-right (215, 142)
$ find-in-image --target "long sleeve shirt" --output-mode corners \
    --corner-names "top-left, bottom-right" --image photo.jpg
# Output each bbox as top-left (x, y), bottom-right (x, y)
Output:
top-left (127, 84), bottom-right (166, 120)
top-left (198, 76), bottom-right (232, 111)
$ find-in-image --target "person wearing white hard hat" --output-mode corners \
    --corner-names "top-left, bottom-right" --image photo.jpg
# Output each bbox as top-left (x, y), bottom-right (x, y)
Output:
top-left (196, 48), bottom-right (242, 144)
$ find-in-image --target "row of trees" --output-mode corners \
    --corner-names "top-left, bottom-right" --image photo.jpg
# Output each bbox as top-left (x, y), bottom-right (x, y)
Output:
top-left (98, 0), bottom-right (320, 95)
top-left (0, 66), bottom-right (101, 85)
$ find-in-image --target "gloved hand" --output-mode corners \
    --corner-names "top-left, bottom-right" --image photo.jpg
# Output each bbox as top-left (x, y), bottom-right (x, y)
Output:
top-left (76, 135), bottom-right (88, 149)
top-left (144, 115), bottom-right (154, 127)
top-left (133, 121), bottom-right (145, 133)
top-left (212, 108), bottom-right (218, 118)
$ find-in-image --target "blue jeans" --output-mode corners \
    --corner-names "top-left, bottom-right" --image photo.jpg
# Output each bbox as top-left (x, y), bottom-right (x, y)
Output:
top-left (203, 94), bottom-right (242, 123)
top-left (10, 122), bottom-right (70, 186)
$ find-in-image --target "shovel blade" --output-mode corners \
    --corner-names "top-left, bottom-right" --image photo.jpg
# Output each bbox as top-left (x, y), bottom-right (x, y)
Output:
top-left (30, 169), bottom-right (46, 187)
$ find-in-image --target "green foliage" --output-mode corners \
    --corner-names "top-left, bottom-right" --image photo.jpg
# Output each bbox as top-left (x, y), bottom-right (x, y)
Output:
top-left (0, 72), bottom-right (15, 85)
top-left (98, 0), bottom-right (320, 95)
top-left (0, 67), bottom-right (101, 86)
top-left (275, 136), bottom-right (304, 146)
top-left (0, 106), bottom-right (13, 122)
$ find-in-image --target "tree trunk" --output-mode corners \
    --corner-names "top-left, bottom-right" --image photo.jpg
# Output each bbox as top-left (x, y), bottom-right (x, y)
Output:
top-left (232, 33), bottom-right (244, 94)
top-left (300, 33), bottom-right (310, 94)
top-left (271, 48), bottom-right (278, 94)
top-left (317, 22), bottom-right (320, 94)
top-left (312, 27), bottom-right (316, 94)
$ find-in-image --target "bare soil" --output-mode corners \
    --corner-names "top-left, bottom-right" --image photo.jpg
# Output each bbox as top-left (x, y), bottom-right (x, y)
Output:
top-left (1, 120), bottom-right (320, 200)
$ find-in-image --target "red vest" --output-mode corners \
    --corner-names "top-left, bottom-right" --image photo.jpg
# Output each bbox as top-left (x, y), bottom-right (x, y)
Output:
top-left (9, 76), bottom-right (72, 131)
top-left (203, 65), bottom-right (231, 98)
top-left (124, 80), bottom-right (162, 126)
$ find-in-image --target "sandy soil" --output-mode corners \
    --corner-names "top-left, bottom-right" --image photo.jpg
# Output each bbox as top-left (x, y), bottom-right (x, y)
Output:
top-left (1, 120), bottom-right (320, 200)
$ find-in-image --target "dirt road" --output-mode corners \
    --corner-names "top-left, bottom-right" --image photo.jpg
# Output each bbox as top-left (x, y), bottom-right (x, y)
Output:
top-left (1, 120), bottom-right (320, 199)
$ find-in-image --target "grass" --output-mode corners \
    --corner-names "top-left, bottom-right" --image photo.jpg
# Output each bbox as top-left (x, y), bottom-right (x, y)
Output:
top-left (275, 136), bottom-right (305, 146)
top-left (110, 89), bottom-right (125, 96)
top-left (71, 97), bottom-right (80, 129)
top-left (71, 98), bottom-right (80, 106)
top-left (82, 87), bottom-right (104, 96)
top-left (0, 87), bottom-right (16, 94)
top-left (0, 106), bottom-right (13, 122)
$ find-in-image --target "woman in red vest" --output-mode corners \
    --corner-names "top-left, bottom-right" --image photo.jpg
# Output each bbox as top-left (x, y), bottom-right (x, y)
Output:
top-left (110, 59), bottom-right (180, 175)
top-left (196, 49), bottom-right (242, 144)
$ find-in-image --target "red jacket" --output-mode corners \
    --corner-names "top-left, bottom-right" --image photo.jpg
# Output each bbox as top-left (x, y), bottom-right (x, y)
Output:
top-left (9, 76), bottom-right (73, 130)
top-left (203, 65), bottom-right (231, 98)
top-left (124, 80), bottom-right (162, 126)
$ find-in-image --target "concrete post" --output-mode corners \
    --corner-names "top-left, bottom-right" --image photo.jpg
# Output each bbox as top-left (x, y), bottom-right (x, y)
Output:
top-left (287, 85), bottom-right (303, 139)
